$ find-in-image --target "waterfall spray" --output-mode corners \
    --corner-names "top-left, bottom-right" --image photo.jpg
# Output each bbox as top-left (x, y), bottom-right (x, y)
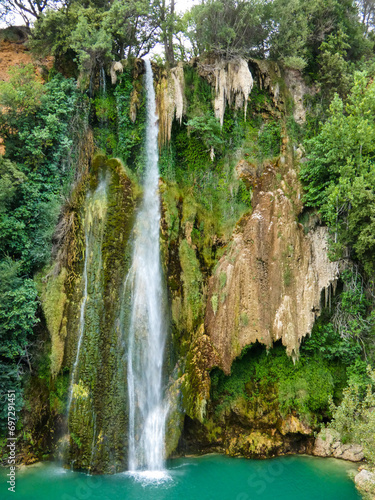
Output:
top-left (126, 59), bottom-right (168, 479)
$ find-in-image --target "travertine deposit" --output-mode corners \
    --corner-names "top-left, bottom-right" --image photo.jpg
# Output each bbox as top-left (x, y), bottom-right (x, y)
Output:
top-left (205, 160), bottom-right (339, 374)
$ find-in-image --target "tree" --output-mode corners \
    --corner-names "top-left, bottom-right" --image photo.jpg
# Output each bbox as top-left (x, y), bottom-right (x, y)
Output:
top-left (357, 0), bottom-right (375, 33)
top-left (318, 29), bottom-right (351, 99)
top-left (184, 0), bottom-right (270, 58)
top-left (0, 0), bottom-right (65, 26)
top-left (270, 0), bottom-right (368, 72)
top-left (31, 0), bottom-right (158, 80)
top-left (329, 367), bottom-right (375, 465)
top-left (301, 72), bottom-right (375, 273)
top-left (0, 64), bottom-right (44, 140)
top-left (158, 0), bottom-right (176, 65)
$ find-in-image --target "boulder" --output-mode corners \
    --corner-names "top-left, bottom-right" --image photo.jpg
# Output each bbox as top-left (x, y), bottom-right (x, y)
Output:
top-left (313, 429), bottom-right (364, 462)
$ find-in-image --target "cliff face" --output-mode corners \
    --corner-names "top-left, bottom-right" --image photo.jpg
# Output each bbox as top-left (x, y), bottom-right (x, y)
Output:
top-left (205, 159), bottom-right (338, 374)
top-left (0, 28), bottom-right (53, 156)
top-left (11, 55), bottom-right (343, 468)
top-left (156, 58), bottom-right (342, 459)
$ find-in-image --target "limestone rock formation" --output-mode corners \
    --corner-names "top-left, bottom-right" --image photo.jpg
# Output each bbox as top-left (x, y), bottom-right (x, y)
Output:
top-left (198, 57), bottom-right (253, 127)
top-left (355, 469), bottom-right (375, 498)
top-left (110, 61), bottom-right (123, 85)
top-left (205, 160), bottom-right (339, 374)
top-left (313, 429), bottom-right (364, 461)
top-left (283, 68), bottom-right (312, 124)
top-left (156, 63), bottom-right (185, 145)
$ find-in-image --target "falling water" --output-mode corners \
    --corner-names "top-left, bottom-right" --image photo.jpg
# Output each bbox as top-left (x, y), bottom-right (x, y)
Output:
top-left (126, 59), bottom-right (167, 477)
top-left (100, 66), bottom-right (106, 96)
top-left (66, 179), bottom-right (108, 421)
top-left (66, 231), bottom-right (89, 419)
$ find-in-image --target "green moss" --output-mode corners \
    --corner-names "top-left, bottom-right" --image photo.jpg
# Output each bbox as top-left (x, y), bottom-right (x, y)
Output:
top-left (179, 240), bottom-right (203, 330)
top-left (240, 312), bottom-right (249, 327)
top-left (62, 153), bottom-right (137, 473)
top-left (219, 271), bottom-right (227, 289)
top-left (114, 68), bottom-right (146, 172)
top-left (211, 341), bottom-right (348, 426)
top-left (211, 294), bottom-right (218, 315)
top-left (283, 264), bottom-right (292, 287)
top-left (37, 267), bottom-right (68, 377)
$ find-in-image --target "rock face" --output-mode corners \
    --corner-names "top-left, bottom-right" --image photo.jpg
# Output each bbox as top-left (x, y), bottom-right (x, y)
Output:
top-left (180, 404), bottom-right (315, 459)
top-left (198, 57), bottom-right (253, 126)
top-left (0, 27), bottom-right (53, 155)
top-left (355, 469), bottom-right (375, 498)
top-left (283, 68), bottom-right (312, 124)
top-left (205, 160), bottom-right (339, 374)
top-left (156, 63), bottom-right (185, 145)
top-left (313, 429), bottom-right (364, 461)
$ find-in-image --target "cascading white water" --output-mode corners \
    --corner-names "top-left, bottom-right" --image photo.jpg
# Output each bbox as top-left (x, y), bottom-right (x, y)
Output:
top-left (126, 59), bottom-right (167, 477)
top-left (66, 179), bottom-right (108, 421)
top-left (66, 231), bottom-right (89, 419)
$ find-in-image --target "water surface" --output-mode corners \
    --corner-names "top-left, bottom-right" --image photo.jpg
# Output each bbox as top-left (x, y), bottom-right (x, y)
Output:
top-left (1, 454), bottom-right (361, 500)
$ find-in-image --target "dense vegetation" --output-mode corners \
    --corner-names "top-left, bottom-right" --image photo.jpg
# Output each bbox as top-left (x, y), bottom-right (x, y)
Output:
top-left (0, 0), bottom-right (375, 472)
top-left (0, 64), bottom-right (81, 433)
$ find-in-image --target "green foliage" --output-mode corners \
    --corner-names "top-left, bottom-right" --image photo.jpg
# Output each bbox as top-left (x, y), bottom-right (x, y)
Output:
top-left (69, 7), bottom-right (112, 79)
top-left (0, 363), bottom-right (23, 432)
top-left (186, 114), bottom-right (223, 151)
top-left (114, 69), bottom-right (146, 170)
top-left (0, 258), bottom-right (37, 431)
top-left (161, 75), bottom-right (252, 246)
top-left (258, 121), bottom-right (281, 160)
top-left (0, 158), bottom-right (26, 213)
top-left (0, 69), bottom-right (79, 272)
top-left (270, 0), bottom-right (368, 75)
top-left (302, 268), bottom-right (375, 363)
top-left (93, 89), bottom-right (118, 154)
top-left (179, 239), bottom-right (203, 327)
top-left (184, 65), bottom-right (213, 109)
top-left (0, 65), bottom-right (81, 431)
top-left (0, 64), bottom-right (44, 122)
top-left (49, 372), bottom-right (69, 414)
top-left (70, 432), bottom-right (82, 449)
top-left (318, 29), bottom-right (352, 99)
top-left (211, 342), bottom-right (347, 423)
top-left (185, 0), bottom-right (270, 57)
top-left (31, 0), bottom-right (158, 77)
top-left (302, 322), bottom-right (362, 366)
top-left (0, 259), bottom-right (38, 358)
top-left (301, 72), bottom-right (375, 273)
top-left (329, 367), bottom-right (375, 464)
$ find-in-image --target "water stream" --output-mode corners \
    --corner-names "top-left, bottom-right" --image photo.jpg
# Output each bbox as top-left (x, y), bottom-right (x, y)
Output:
top-left (126, 59), bottom-right (167, 476)
top-left (66, 178), bottom-right (108, 424)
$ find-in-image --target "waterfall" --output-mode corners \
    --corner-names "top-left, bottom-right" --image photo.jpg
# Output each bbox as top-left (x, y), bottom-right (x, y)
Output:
top-left (126, 59), bottom-right (168, 477)
top-left (66, 178), bottom-right (108, 424)
top-left (100, 66), bottom-right (106, 97)
top-left (66, 231), bottom-right (89, 419)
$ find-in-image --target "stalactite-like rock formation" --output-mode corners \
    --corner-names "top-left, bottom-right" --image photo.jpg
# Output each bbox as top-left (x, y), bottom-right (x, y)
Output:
top-left (156, 63), bottom-right (185, 145)
top-left (198, 57), bottom-right (253, 127)
top-left (205, 160), bottom-right (339, 375)
top-left (156, 57), bottom-right (253, 144)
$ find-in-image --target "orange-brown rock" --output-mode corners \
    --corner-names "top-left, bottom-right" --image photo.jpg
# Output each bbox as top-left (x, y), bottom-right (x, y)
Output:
top-left (0, 28), bottom-right (53, 155)
top-left (205, 161), bottom-right (339, 374)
